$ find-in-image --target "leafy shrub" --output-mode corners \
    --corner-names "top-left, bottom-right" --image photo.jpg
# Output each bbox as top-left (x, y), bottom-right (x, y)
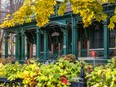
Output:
top-left (87, 57), bottom-right (116, 87)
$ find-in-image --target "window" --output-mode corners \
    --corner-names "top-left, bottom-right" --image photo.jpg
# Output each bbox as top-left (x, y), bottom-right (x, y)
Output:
top-left (93, 28), bottom-right (103, 48)
top-left (109, 30), bottom-right (116, 48)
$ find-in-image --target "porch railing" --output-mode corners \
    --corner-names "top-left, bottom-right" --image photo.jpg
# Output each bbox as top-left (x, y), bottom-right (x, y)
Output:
top-left (89, 48), bottom-right (116, 57)
top-left (36, 50), bottom-right (50, 63)
top-left (53, 49), bottom-right (64, 60)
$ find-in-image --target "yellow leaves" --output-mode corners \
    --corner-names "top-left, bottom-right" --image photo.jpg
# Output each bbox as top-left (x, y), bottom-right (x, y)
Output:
top-left (108, 22), bottom-right (115, 29)
top-left (0, 63), bottom-right (3, 67)
top-left (0, 0), bottom-right (115, 29)
top-left (108, 8), bottom-right (116, 29)
top-left (36, 15), bottom-right (49, 27)
top-left (101, 0), bottom-right (107, 3)
top-left (25, 17), bottom-right (32, 23)
top-left (105, 68), bottom-right (111, 80)
top-left (114, 7), bottom-right (116, 14)
top-left (0, 64), bottom-right (4, 77)
top-left (72, 6), bottom-right (79, 14)
top-left (101, 14), bottom-right (108, 21)
top-left (97, 70), bottom-right (102, 76)
top-left (71, 0), bottom-right (108, 27)
top-left (108, 0), bottom-right (115, 3)
top-left (6, 14), bottom-right (11, 19)
top-left (110, 75), bottom-right (115, 87)
top-left (58, 2), bottom-right (66, 16)
top-left (34, 0), bottom-right (56, 26)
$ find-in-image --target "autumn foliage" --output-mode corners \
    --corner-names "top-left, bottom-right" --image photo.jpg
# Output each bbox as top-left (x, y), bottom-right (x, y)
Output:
top-left (0, 0), bottom-right (116, 29)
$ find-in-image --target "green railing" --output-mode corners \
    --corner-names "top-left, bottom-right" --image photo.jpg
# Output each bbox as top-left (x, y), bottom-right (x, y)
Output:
top-left (36, 50), bottom-right (50, 63)
top-left (52, 49), bottom-right (64, 61)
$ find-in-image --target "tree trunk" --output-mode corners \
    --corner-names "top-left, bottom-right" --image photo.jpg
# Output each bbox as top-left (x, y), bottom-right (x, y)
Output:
top-left (0, 31), bottom-right (4, 58)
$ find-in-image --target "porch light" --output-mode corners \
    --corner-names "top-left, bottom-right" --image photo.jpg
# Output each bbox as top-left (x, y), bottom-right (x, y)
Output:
top-left (51, 32), bottom-right (60, 37)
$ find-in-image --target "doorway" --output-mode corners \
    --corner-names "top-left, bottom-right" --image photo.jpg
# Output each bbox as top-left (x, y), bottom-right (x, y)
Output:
top-left (51, 32), bottom-right (62, 55)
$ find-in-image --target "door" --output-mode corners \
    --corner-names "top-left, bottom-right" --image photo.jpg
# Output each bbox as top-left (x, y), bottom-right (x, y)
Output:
top-left (51, 35), bottom-right (61, 55)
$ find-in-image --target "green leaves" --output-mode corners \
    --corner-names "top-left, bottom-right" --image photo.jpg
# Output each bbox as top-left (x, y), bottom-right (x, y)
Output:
top-left (87, 57), bottom-right (116, 87)
top-left (0, 58), bottom-right (83, 87)
top-left (4, 57), bottom-right (116, 87)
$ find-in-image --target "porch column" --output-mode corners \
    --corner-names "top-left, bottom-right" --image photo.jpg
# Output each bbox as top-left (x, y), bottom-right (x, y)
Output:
top-left (63, 29), bottom-right (68, 55)
top-left (71, 16), bottom-right (78, 59)
top-left (21, 28), bottom-right (25, 60)
top-left (5, 32), bottom-right (9, 58)
top-left (27, 38), bottom-right (30, 59)
top-left (15, 30), bottom-right (19, 60)
top-left (103, 20), bottom-right (109, 59)
top-left (36, 27), bottom-right (41, 58)
top-left (44, 30), bottom-right (48, 60)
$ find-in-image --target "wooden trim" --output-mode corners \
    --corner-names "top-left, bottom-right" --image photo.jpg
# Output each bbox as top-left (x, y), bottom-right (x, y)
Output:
top-left (89, 48), bottom-right (116, 51)
top-left (29, 43), bottom-right (33, 58)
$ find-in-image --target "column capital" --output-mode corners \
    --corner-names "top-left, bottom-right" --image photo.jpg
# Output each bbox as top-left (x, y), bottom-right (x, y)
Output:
top-left (21, 29), bottom-right (25, 37)
top-left (43, 30), bottom-right (48, 35)
top-left (102, 20), bottom-right (108, 25)
top-left (36, 27), bottom-right (39, 29)
top-left (36, 29), bottom-right (41, 34)
top-left (61, 26), bottom-right (68, 33)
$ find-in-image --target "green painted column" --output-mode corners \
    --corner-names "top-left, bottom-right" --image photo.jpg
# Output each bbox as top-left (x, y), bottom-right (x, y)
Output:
top-left (27, 38), bottom-right (30, 59)
top-left (44, 30), bottom-right (48, 60)
top-left (5, 32), bottom-right (9, 58)
top-left (103, 20), bottom-right (109, 59)
top-left (72, 16), bottom-right (78, 59)
top-left (36, 27), bottom-right (41, 58)
top-left (15, 30), bottom-right (19, 60)
top-left (21, 29), bottom-right (25, 60)
top-left (63, 29), bottom-right (68, 55)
